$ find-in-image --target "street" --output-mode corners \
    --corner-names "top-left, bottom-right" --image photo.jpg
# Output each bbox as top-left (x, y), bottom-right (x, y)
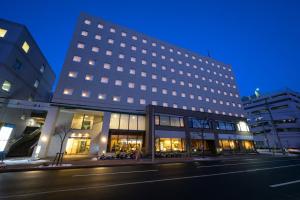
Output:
top-left (0, 156), bottom-right (300, 200)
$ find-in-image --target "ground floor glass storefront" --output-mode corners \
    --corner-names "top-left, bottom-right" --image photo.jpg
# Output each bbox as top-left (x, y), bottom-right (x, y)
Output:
top-left (65, 137), bottom-right (91, 155)
top-left (155, 138), bottom-right (186, 152)
top-left (219, 140), bottom-right (254, 151)
top-left (108, 132), bottom-right (144, 153)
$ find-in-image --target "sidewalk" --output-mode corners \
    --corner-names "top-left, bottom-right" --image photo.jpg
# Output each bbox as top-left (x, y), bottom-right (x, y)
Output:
top-left (1, 153), bottom-right (297, 173)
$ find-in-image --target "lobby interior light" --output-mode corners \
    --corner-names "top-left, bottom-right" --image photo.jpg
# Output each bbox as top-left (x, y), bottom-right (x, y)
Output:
top-left (101, 136), bottom-right (107, 143)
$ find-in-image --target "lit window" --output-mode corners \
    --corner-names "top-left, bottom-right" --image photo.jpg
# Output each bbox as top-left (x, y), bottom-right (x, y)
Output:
top-left (140, 99), bottom-right (146, 105)
top-left (0, 28), bottom-right (7, 37)
top-left (182, 106), bottom-right (187, 110)
top-left (198, 96), bottom-right (202, 100)
top-left (40, 65), bottom-right (45, 73)
top-left (129, 69), bottom-right (135, 75)
top-left (237, 121), bottom-right (250, 132)
top-left (68, 71), bottom-right (78, 78)
top-left (63, 88), bottom-right (73, 95)
top-left (188, 83), bottom-right (192, 88)
top-left (162, 77), bottom-right (167, 82)
top-left (190, 94), bottom-right (194, 99)
top-left (161, 45), bottom-right (165, 49)
top-left (128, 82), bottom-right (135, 88)
top-left (152, 101), bottom-right (157, 105)
top-left (142, 49), bottom-right (147, 54)
top-left (117, 66), bottom-right (123, 72)
top-left (92, 46), bottom-right (99, 52)
top-left (1, 80), bottom-right (11, 92)
top-left (22, 41), bottom-right (30, 53)
top-left (81, 31), bottom-right (88, 36)
top-left (84, 19), bottom-right (91, 25)
top-left (213, 99), bottom-right (217, 103)
top-left (77, 43), bottom-right (85, 49)
top-left (180, 81), bottom-right (184, 86)
top-left (95, 35), bottom-right (101, 40)
top-left (108, 39), bottom-right (114, 44)
top-left (142, 39), bottom-right (147, 43)
top-left (163, 103), bottom-right (168, 107)
top-left (115, 80), bottom-right (122, 86)
top-left (131, 46), bottom-right (137, 51)
top-left (162, 89), bottom-right (168, 95)
top-left (152, 42), bottom-right (157, 47)
top-left (142, 60), bottom-right (147, 65)
top-left (152, 74), bottom-right (157, 79)
top-left (98, 93), bottom-right (106, 100)
top-left (179, 70), bottom-right (183, 75)
top-left (81, 91), bottom-right (90, 98)
top-left (173, 104), bottom-right (178, 108)
top-left (97, 24), bottom-right (104, 29)
top-left (132, 35), bottom-right (137, 40)
top-left (162, 66), bottom-right (166, 70)
top-left (121, 32), bottom-right (127, 37)
top-left (171, 79), bottom-right (176, 84)
top-left (200, 108), bottom-right (204, 112)
top-left (172, 91), bottom-right (177, 96)
top-left (73, 56), bottom-right (81, 62)
top-left (127, 97), bottom-right (134, 104)
top-left (140, 85), bottom-right (147, 91)
top-left (34, 80), bottom-right (39, 88)
top-left (151, 63), bottom-right (157, 68)
top-left (120, 42), bottom-right (126, 48)
top-left (152, 52), bottom-right (157, 57)
top-left (131, 57), bottom-right (136, 62)
top-left (141, 71), bottom-right (147, 77)
top-left (161, 55), bottom-right (166, 59)
top-left (85, 75), bottom-right (93, 81)
top-left (110, 28), bottom-right (116, 33)
top-left (101, 77), bottom-right (109, 83)
top-left (181, 93), bottom-right (186, 97)
top-left (103, 63), bottom-right (111, 69)
top-left (152, 87), bottom-right (157, 92)
top-left (106, 50), bottom-right (112, 56)
top-left (119, 54), bottom-right (125, 59)
top-left (205, 98), bottom-right (210, 102)
top-left (113, 96), bottom-right (120, 102)
top-left (192, 107), bottom-right (196, 111)
top-left (88, 60), bottom-right (95, 66)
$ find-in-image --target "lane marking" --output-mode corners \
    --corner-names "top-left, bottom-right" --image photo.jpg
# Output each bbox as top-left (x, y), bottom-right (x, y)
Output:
top-left (196, 159), bottom-right (300, 168)
top-left (1, 163), bottom-right (300, 199)
top-left (270, 179), bottom-right (300, 188)
top-left (72, 169), bottom-right (158, 177)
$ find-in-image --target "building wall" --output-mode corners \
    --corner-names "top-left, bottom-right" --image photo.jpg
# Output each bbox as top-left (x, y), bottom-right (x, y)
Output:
top-left (0, 19), bottom-right (55, 102)
top-left (243, 89), bottom-right (300, 149)
top-left (53, 13), bottom-right (245, 117)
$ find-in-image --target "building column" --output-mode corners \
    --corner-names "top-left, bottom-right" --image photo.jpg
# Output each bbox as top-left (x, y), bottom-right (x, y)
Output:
top-left (32, 106), bottom-right (59, 159)
top-left (145, 105), bottom-right (154, 155)
top-left (98, 112), bottom-right (111, 155)
top-left (211, 120), bottom-right (220, 154)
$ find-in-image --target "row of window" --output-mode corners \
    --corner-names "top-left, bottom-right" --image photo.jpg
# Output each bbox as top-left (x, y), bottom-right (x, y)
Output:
top-left (109, 113), bottom-right (146, 131)
top-left (81, 19), bottom-right (231, 72)
top-left (155, 115), bottom-right (184, 127)
top-left (68, 71), bottom-right (238, 98)
top-left (1, 28), bottom-right (30, 54)
top-left (72, 54), bottom-right (234, 84)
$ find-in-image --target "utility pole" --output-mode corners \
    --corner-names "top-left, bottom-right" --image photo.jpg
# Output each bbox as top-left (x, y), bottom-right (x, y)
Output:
top-left (264, 98), bottom-right (285, 155)
top-left (255, 112), bottom-right (271, 153)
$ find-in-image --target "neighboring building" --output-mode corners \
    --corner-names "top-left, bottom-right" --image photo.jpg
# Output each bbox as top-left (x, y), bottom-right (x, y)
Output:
top-left (0, 19), bottom-right (55, 102)
top-left (34, 13), bottom-right (253, 158)
top-left (242, 89), bottom-right (300, 150)
top-left (0, 19), bottom-right (55, 156)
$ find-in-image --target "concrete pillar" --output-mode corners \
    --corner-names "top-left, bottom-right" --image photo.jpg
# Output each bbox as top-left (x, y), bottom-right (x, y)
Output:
top-left (32, 106), bottom-right (59, 159)
top-left (98, 111), bottom-right (111, 155)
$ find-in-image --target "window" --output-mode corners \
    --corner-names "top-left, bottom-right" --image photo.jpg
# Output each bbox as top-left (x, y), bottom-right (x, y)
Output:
top-left (0, 28), bottom-right (7, 37)
top-left (128, 82), bottom-right (135, 88)
top-left (152, 101), bottom-right (157, 105)
top-left (120, 42), bottom-right (126, 48)
top-left (142, 49), bottom-right (147, 54)
top-left (131, 46), bottom-right (137, 51)
top-left (109, 113), bottom-right (145, 131)
top-left (1, 80), bottom-right (11, 92)
top-left (129, 69), bottom-right (135, 75)
top-left (172, 91), bottom-right (177, 96)
top-left (106, 50), bottom-right (112, 56)
top-left (73, 56), bottom-right (81, 62)
top-left (115, 80), bottom-right (122, 86)
top-left (155, 115), bottom-right (184, 127)
top-left (216, 121), bottom-right (235, 131)
top-left (88, 60), bottom-right (95, 66)
top-left (163, 102), bottom-right (168, 107)
top-left (77, 43), bottom-right (85, 49)
top-left (101, 77), bottom-right (109, 83)
top-left (85, 75), bottom-right (93, 81)
top-left (95, 35), bottom-right (101, 40)
top-left (121, 32), bottom-right (127, 37)
top-left (162, 77), bottom-right (167, 82)
top-left (81, 31), bottom-right (88, 36)
top-left (81, 90), bottom-right (90, 98)
top-left (142, 39), bottom-right (147, 43)
top-left (84, 19), bottom-right (91, 25)
top-left (117, 66), bottom-right (123, 72)
top-left (119, 54), bottom-right (125, 59)
top-left (13, 59), bottom-right (22, 70)
top-left (237, 121), bottom-right (250, 132)
top-left (152, 74), bottom-right (157, 79)
top-left (98, 93), bottom-right (106, 100)
top-left (63, 88), bottom-right (73, 95)
top-left (155, 138), bottom-right (185, 152)
top-left (92, 46), bottom-right (99, 52)
top-left (132, 35), bottom-right (137, 40)
top-left (162, 89), bottom-right (168, 94)
top-left (98, 23), bottom-right (104, 29)
top-left (40, 65), bottom-right (45, 73)
top-left (152, 87), bottom-right (157, 92)
top-left (131, 57), bottom-right (136, 62)
top-left (34, 80), bottom-right (39, 88)
top-left (140, 99), bottom-right (146, 105)
top-left (113, 96), bottom-right (120, 102)
top-left (127, 97), bottom-right (134, 104)
top-left (189, 118), bottom-right (210, 129)
top-left (71, 114), bottom-right (94, 130)
top-left (22, 41), bottom-right (30, 53)
top-left (110, 28), bottom-right (116, 33)
top-left (140, 85), bottom-right (147, 91)
top-left (103, 63), bottom-right (111, 69)
top-left (108, 39), bottom-right (114, 44)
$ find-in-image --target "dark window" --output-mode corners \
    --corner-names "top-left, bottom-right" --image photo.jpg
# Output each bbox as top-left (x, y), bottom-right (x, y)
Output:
top-left (216, 121), bottom-right (235, 131)
top-left (188, 118), bottom-right (210, 129)
top-left (13, 59), bottom-right (22, 70)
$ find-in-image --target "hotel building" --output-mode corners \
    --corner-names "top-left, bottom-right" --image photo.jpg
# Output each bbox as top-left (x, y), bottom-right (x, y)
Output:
top-left (34, 13), bottom-right (253, 158)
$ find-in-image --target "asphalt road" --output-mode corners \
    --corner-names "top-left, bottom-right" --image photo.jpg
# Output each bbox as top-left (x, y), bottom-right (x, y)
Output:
top-left (0, 156), bottom-right (300, 200)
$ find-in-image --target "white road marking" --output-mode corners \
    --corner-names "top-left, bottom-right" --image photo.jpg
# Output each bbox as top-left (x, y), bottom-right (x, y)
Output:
top-left (72, 169), bottom-right (158, 177)
top-left (1, 164), bottom-right (300, 199)
top-left (269, 179), bottom-right (300, 188)
top-left (196, 159), bottom-right (300, 168)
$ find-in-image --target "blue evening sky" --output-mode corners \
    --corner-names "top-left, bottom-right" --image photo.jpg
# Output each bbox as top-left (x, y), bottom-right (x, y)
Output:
top-left (1, 0), bottom-right (299, 97)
